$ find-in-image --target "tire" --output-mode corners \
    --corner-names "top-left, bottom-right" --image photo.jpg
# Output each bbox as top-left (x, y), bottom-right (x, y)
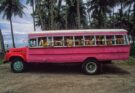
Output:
top-left (11, 58), bottom-right (26, 73)
top-left (82, 59), bottom-right (100, 75)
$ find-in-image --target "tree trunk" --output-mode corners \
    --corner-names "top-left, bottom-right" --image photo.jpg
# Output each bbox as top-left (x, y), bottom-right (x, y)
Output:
top-left (58, 0), bottom-right (62, 14)
top-left (37, 1), bottom-right (44, 30)
top-left (50, 0), bottom-right (54, 30)
top-left (77, 0), bottom-right (81, 29)
top-left (86, 0), bottom-right (91, 27)
top-left (32, 0), bottom-right (36, 31)
top-left (128, 4), bottom-right (131, 21)
top-left (133, 3), bottom-right (135, 44)
top-left (0, 29), bottom-right (5, 53)
top-left (9, 18), bottom-right (15, 48)
top-left (112, 7), bottom-right (115, 28)
top-left (65, 10), bottom-right (68, 29)
top-left (133, 2), bottom-right (135, 23)
top-left (120, 0), bottom-right (123, 28)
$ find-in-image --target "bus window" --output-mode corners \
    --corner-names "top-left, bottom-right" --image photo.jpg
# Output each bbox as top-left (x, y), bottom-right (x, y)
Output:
top-left (64, 36), bottom-right (73, 47)
top-left (84, 36), bottom-right (95, 46)
top-left (96, 36), bottom-right (105, 45)
top-left (54, 36), bottom-right (63, 46)
top-left (106, 35), bottom-right (115, 45)
top-left (124, 35), bottom-right (129, 45)
top-left (29, 38), bottom-right (37, 47)
top-left (116, 35), bottom-right (124, 44)
top-left (47, 37), bottom-right (53, 47)
top-left (75, 36), bottom-right (83, 46)
top-left (38, 37), bottom-right (47, 47)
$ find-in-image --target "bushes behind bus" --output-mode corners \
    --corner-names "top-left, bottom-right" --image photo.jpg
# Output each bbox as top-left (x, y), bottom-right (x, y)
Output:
top-left (130, 44), bottom-right (135, 57)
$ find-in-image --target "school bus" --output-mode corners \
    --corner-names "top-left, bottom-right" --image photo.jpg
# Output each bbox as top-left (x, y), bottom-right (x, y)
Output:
top-left (4, 29), bottom-right (130, 74)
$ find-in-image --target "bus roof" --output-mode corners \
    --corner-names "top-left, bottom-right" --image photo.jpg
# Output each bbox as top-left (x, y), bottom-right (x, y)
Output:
top-left (28, 29), bottom-right (127, 34)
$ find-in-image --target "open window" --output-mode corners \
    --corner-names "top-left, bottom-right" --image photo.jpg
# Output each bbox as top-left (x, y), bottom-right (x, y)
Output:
top-left (106, 35), bottom-right (115, 45)
top-left (84, 36), bottom-right (95, 46)
top-left (38, 37), bottom-right (47, 47)
top-left (74, 36), bottom-right (83, 46)
top-left (96, 35), bottom-right (105, 45)
top-left (116, 35), bottom-right (124, 45)
top-left (53, 36), bottom-right (63, 47)
top-left (29, 38), bottom-right (37, 47)
top-left (64, 36), bottom-right (74, 47)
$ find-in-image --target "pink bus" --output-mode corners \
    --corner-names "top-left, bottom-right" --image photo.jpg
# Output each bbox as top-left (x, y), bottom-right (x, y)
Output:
top-left (4, 29), bottom-right (130, 74)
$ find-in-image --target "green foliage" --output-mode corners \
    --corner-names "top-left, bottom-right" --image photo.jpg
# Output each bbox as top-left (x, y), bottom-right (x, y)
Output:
top-left (30, 0), bottom-right (87, 30)
top-left (130, 44), bottom-right (135, 57)
top-left (24, 0), bottom-right (135, 35)
top-left (114, 57), bottom-right (135, 65)
top-left (0, 0), bottom-right (25, 20)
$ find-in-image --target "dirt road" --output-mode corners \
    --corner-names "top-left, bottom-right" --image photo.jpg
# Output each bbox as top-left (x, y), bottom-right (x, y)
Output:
top-left (0, 58), bottom-right (135, 93)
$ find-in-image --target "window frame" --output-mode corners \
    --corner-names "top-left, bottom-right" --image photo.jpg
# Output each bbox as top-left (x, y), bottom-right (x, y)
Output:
top-left (83, 35), bottom-right (96, 46)
top-left (28, 34), bottom-right (129, 48)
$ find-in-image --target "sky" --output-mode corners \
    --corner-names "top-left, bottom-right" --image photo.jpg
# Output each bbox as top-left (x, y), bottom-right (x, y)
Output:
top-left (0, 0), bottom-right (42, 49)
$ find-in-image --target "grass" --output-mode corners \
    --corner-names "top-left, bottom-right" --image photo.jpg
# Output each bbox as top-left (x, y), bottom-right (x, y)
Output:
top-left (0, 59), bottom-right (3, 65)
top-left (114, 57), bottom-right (135, 65)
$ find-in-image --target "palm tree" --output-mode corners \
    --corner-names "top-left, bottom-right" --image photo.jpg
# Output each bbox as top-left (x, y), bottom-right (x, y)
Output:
top-left (76, 0), bottom-right (81, 29)
top-left (124, 0), bottom-right (135, 44)
top-left (65, 0), bottom-right (87, 29)
top-left (26, 0), bottom-right (36, 31)
top-left (35, 0), bottom-right (46, 30)
top-left (0, 0), bottom-right (25, 48)
top-left (50, 0), bottom-right (54, 30)
top-left (87, 0), bottom-right (116, 28)
top-left (0, 29), bottom-right (5, 53)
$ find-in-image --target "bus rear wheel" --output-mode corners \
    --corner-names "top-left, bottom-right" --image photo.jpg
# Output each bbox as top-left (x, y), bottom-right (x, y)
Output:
top-left (82, 59), bottom-right (100, 75)
top-left (11, 58), bottom-right (26, 73)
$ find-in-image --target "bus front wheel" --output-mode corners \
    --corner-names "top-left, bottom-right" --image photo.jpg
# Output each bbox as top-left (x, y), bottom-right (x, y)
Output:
top-left (11, 58), bottom-right (26, 73)
top-left (82, 59), bottom-right (100, 75)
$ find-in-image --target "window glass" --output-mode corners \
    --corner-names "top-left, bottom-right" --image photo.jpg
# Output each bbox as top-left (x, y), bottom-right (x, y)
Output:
top-left (84, 36), bottom-right (95, 46)
top-left (54, 36), bottom-right (63, 46)
top-left (38, 37), bottom-right (47, 47)
top-left (106, 35), bottom-right (115, 45)
top-left (96, 36), bottom-right (105, 45)
top-left (116, 35), bottom-right (124, 44)
top-left (64, 36), bottom-right (74, 47)
top-left (75, 36), bottom-right (83, 46)
top-left (29, 38), bottom-right (37, 47)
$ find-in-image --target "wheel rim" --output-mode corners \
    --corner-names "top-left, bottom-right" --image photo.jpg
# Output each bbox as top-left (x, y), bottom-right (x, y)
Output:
top-left (13, 61), bottom-right (23, 71)
top-left (86, 62), bottom-right (97, 73)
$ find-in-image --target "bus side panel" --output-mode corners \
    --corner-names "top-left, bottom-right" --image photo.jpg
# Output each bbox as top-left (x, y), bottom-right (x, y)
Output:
top-left (27, 45), bottom-right (130, 63)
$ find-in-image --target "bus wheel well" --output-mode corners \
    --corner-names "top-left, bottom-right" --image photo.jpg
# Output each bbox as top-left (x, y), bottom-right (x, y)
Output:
top-left (9, 56), bottom-right (24, 62)
top-left (84, 57), bottom-right (98, 63)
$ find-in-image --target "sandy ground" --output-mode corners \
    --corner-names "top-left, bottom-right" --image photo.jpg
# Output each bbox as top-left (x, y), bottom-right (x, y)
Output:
top-left (0, 60), bottom-right (135, 93)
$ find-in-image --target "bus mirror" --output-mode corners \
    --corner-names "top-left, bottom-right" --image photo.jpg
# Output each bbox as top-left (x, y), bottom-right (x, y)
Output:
top-left (22, 39), bottom-right (28, 46)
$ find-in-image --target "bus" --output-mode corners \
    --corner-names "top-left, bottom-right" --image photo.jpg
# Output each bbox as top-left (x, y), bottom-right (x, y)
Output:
top-left (4, 29), bottom-right (130, 74)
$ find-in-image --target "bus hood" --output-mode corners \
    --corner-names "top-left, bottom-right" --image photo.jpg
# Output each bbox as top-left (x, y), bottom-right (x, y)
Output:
top-left (8, 47), bottom-right (28, 52)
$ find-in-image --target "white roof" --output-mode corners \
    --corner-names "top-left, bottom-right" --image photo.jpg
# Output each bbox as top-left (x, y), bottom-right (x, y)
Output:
top-left (29, 29), bottom-right (127, 34)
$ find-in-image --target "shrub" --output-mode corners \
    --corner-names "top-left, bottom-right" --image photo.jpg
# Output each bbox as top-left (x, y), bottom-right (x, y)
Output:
top-left (130, 44), bottom-right (135, 57)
